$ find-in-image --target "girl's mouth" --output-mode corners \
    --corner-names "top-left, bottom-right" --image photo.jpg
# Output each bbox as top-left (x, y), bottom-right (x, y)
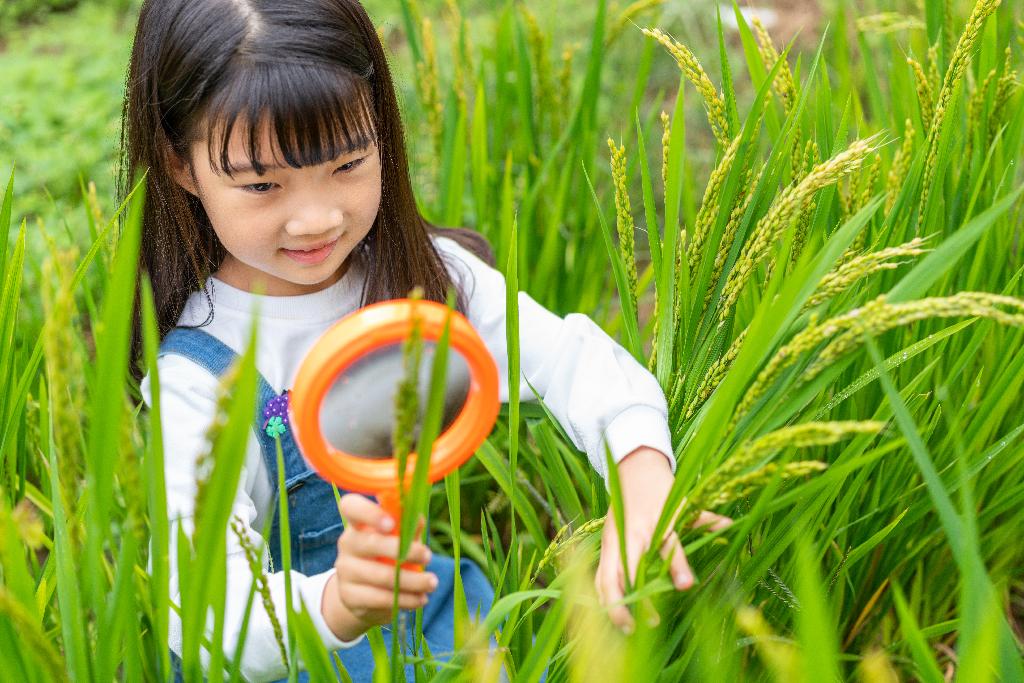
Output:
top-left (282, 239), bottom-right (338, 265)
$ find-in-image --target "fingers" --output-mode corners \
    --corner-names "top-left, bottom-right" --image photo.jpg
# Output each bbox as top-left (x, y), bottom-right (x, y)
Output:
top-left (338, 527), bottom-right (432, 565)
top-left (337, 555), bottom-right (439, 595)
top-left (693, 510), bottom-right (733, 532)
top-left (596, 520), bottom-right (635, 634)
top-left (336, 581), bottom-right (431, 613)
top-left (338, 494), bottom-right (395, 533)
top-left (659, 533), bottom-right (694, 590)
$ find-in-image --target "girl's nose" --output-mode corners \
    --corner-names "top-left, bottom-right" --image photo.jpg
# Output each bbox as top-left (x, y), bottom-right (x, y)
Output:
top-left (285, 207), bottom-right (344, 236)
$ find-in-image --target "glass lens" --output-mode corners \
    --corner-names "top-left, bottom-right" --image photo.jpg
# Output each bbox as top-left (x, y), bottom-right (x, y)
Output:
top-left (318, 342), bottom-right (471, 458)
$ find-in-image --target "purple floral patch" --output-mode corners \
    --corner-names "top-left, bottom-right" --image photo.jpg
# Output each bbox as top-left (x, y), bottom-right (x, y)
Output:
top-left (263, 391), bottom-right (290, 438)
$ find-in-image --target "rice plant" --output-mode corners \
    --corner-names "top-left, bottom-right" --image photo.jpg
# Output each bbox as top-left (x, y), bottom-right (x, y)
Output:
top-left (0, 0), bottom-right (1022, 680)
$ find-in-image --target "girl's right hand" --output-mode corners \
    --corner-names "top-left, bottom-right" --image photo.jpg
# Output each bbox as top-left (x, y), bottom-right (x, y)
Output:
top-left (320, 494), bottom-right (438, 642)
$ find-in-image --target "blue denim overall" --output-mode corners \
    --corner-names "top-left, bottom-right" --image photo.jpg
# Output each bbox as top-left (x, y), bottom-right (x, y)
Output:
top-left (160, 327), bottom-right (494, 682)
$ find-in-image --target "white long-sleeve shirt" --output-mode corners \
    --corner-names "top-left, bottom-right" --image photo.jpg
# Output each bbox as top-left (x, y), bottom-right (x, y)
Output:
top-left (140, 235), bottom-right (674, 681)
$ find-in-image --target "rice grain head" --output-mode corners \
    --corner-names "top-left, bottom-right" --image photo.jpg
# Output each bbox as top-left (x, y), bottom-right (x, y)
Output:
top-left (737, 606), bottom-right (798, 680)
top-left (702, 168), bottom-right (760, 315)
top-left (990, 47), bottom-right (1020, 142)
top-left (689, 135), bottom-right (742, 274)
top-left (393, 288), bottom-right (425, 467)
top-left (752, 17), bottom-right (798, 115)
top-left (643, 27), bottom-right (730, 148)
top-left (42, 249), bottom-right (88, 550)
top-left (683, 327), bottom-right (748, 420)
top-left (908, 57), bottom-right (935, 130)
top-left (720, 138), bottom-right (877, 318)
top-left (886, 121), bottom-right (916, 213)
top-left (965, 67), bottom-right (998, 162)
top-left (704, 460), bottom-right (829, 509)
top-left (607, 0), bottom-right (665, 47)
top-left (739, 291), bottom-right (1024, 419)
top-left (855, 12), bottom-right (926, 34)
top-left (711, 421), bottom-right (884, 490)
top-left (231, 516), bottom-right (288, 668)
top-left (522, 5), bottom-right (555, 131)
top-left (808, 238), bottom-right (929, 309)
top-left (608, 138), bottom-right (640, 302)
top-left (918, 0), bottom-right (1002, 233)
top-left (416, 17), bottom-right (444, 155)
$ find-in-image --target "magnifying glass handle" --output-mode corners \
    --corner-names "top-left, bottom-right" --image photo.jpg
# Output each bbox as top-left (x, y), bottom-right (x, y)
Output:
top-left (354, 491), bottom-right (423, 572)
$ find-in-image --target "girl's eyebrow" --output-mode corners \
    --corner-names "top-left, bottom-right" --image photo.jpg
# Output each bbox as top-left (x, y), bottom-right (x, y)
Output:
top-left (231, 160), bottom-right (287, 175)
top-left (230, 143), bottom-right (374, 176)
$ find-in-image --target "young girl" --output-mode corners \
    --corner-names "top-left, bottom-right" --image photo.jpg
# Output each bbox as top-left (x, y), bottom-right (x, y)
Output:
top-left (123, 0), bottom-right (727, 680)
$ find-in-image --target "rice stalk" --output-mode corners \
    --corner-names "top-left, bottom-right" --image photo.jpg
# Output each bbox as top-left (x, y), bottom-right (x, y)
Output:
top-left (703, 460), bottom-right (828, 509)
top-left (964, 66), bottom-right (998, 161)
top-left (737, 606), bottom-right (799, 678)
top-left (0, 585), bottom-right (65, 682)
top-left (687, 135), bottom-right (741, 274)
top-left (907, 57), bottom-right (935, 130)
top-left (927, 43), bottom-right (941, 94)
top-left (804, 292), bottom-right (1024, 379)
top-left (918, 0), bottom-right (1002, 233)
top-left (807, 238), bottom-right (929, 309)
top-left (522, 5), bottom-right (555, 134)
top-left (533, 517), bottom-right (604, 577)
top-left (393, 288), bottom-right (425, 470)
top-left (855, 13), bottom-right (926, 34)
top-left (682, 327), bottom-right (747, 420)
top-left (788, 198), bottom-right (816, 267)
top-left (667, 366), bottom-right (687, 416)
top-left (445, 0), bottom-right (470, 113)
top-left (752, 17), bottom-right (798, 115)
top-left (886, 121), bottom-right (916, 213)
top-left (557, 42), bottom-right (579, 131)
top-left (720, 138), bottom-right (878, 319)
top-left (606, 0), bottom-right (664, 47)
top-left (192, 358), bottom-right (241, 527)
top-left (855, 155), bottom-right (882, 220)
top-left (702, 421), bottom-right (884, 495)
top-left (416, 17), bottom-right (444, 156)
top-left (41, 249), bottom-right (86, 550)
top-left (990, 47), bottom-right (1020, 142)
top-left (793, 139), bottom-right (819, 185)
top-left (84, 180), bottom-right (113, 269)
top-left (676, 421), bottom-right (883, 530)
top-left (660, 110), bottom-right (671, 195)
top-left (118, 392), bottom-right (146, 545)
top-left (738, 292), bottom-right (1024, 418)
top-left (702, 169), bottom-right (760, 314)
top-left (608, 138), bottom-right (639, 302)
top-left (642, 27), bottom-right (731, 148)
top-left (761, 568), bottom-right (801, 612)
top-left (230, 516), bottom-right (288, 668)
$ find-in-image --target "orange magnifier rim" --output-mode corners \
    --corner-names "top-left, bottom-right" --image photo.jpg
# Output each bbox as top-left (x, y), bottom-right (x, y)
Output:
top-left (289, 299), bottom-right (500, 494)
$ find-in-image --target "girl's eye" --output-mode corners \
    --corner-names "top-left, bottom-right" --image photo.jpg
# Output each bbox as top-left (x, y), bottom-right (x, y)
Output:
top-left (244, 182), bottom-right (276, 194)
top-left (336, 157), bottom-right (366, 174)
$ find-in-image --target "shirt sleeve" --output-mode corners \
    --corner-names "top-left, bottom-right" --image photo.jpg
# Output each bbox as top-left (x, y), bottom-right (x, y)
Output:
top-left (435, 237), bottom-right (675, 479)
top-left (141, 355), bottom-right (362, 681)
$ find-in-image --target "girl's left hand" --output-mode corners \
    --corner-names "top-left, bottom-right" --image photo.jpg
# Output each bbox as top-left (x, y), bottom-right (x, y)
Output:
top-left (595, 446), bottom-right (732, 633)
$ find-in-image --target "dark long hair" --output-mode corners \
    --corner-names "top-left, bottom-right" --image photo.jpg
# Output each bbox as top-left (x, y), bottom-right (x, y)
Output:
top-left (119, 0), bottom-right (492, 378)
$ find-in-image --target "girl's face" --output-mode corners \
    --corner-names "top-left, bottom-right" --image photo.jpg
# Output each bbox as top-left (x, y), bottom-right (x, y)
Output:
top-left (171, 120), bottom-right (382, 296)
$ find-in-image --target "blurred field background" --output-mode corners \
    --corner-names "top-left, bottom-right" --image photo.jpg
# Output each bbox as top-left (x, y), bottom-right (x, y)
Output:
top-left (0, 0), bottom-right (838, 264)
top-left (1, 0), bottom-right (1023, 680)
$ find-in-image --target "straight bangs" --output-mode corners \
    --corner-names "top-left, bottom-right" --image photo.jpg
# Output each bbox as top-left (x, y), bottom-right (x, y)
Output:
top-left (202, 59), bottom-right (377, 179)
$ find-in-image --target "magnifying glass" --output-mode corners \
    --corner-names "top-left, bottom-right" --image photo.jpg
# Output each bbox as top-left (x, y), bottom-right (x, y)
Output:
top-left (289, 299), bottom-right (500, 565)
